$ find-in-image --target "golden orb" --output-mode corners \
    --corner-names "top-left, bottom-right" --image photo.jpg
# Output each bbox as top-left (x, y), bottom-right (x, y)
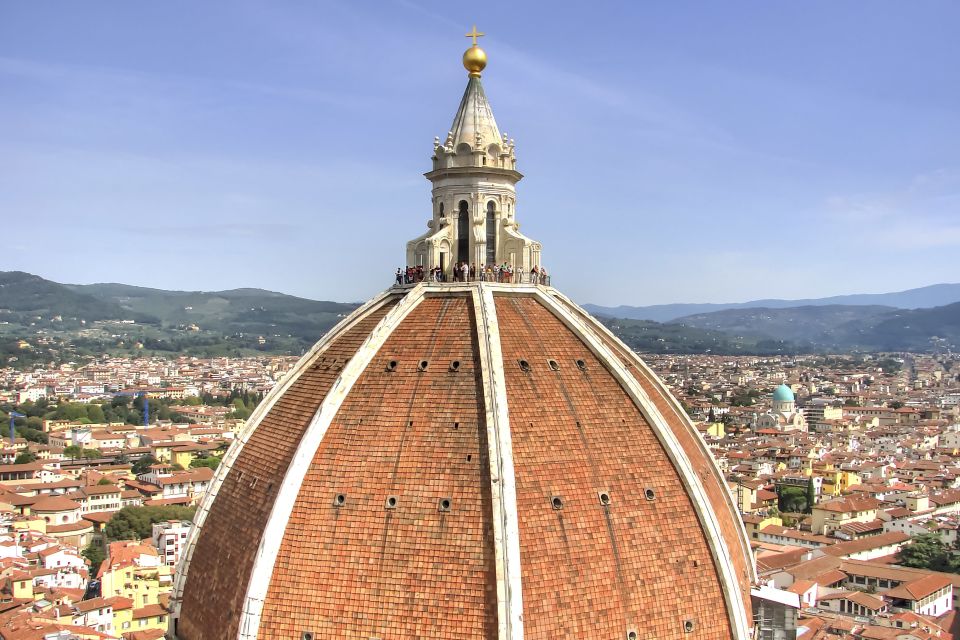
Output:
top-left (463, 45), bottom-right (487, 77)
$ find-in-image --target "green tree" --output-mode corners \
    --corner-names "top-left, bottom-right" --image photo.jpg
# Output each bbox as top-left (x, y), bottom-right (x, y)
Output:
top-left (897, 534), bottom-right (955, 572)
top-left (805, 478), bottom-right (816, 513)
top-left (97, 478), bottom-right (114, 486)
top-left (13, 451), bottom-right (37, 464)
top-left (63, 445), bottom-right (83, 459)
top-left (131, 454), bottom-right (158, 476)
top-left (87, 404), bottom-right (106, 423)
top-left (81, 541), bottom-right (106, 572)
top-left (190, 456), bottom-right (221, 470)
top-left (104, 505), bottom-right (197, 541)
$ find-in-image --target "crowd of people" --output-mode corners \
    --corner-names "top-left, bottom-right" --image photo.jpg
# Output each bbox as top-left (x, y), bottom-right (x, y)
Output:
top-left (395, 263), bottom-right (550, 286)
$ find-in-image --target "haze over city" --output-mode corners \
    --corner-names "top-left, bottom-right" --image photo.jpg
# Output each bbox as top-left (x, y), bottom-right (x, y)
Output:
top-left (3, 1), bottom-right (959, 305)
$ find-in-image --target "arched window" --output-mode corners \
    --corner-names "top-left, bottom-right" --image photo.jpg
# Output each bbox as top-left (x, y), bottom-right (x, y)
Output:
top-left (457, 201), bottom-right (469, 265)
top-left (439, 202), bottom-right (444, 216)
top-left (486, 201), bottom-right (496, 265)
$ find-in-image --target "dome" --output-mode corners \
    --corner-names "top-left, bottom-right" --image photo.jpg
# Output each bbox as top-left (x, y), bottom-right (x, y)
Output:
top-left (171, 283), bottom-right (755, 639)
top-left (773, 384), bottom-right (795, 403)
top-left (171, 32), bottom-right (755, 640)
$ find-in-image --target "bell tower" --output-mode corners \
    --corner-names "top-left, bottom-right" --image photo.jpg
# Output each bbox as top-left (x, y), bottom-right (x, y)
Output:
top-left (406, 27), bottom-right (542, 277)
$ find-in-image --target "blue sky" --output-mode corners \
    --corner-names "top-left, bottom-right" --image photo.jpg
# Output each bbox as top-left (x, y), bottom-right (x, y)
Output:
top-left (2, 1), bottom-right (959, 306)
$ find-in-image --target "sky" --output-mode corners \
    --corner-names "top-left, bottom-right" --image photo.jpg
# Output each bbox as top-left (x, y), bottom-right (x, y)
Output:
top-left (2, 2), bottom-right (959, 306)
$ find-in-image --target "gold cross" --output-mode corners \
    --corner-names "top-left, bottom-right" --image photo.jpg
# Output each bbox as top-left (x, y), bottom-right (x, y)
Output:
top-left (465, 25), bottom-right (485, 46)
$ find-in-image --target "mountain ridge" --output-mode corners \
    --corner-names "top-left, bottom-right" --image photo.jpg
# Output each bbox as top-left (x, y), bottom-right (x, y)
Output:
top-left (2, 270), bottom-right (958, 358)
top-left (584, 282), bottom-right (960, 322)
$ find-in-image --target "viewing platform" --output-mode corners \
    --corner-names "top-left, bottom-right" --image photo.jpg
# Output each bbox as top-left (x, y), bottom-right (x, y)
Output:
top-left (392, 272), bottom-right (551, 288)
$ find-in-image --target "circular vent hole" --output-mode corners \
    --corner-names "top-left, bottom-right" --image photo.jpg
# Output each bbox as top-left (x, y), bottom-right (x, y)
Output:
top-left (385, 496), bottom-right (398, 509)
top-left (548, 359), bottom-right (560, 371)
top-left (302, 632), bottom-right (315, 640)
top-left (598, 492), bottom-right (611, 506)
top-left (333, 494), bottom-right (346, 507)
top-left (450, 360), bottom-right (461, 371)
top-left (683, 619), bottom-right (695, 633)
top-left (627, 632), bottom-right (638, 640)
top-left (644, 488), bottom-right (656, 501)
top-left (551, 496), bottom-right (564, 510)
top-left (385, 360), bottom-right (398, 372)
top-left (575, 359), bottom-right (587, 371)
top-left (438, 498), bottom-right (452, 512)
top-left (418, 360), bottom-right (429, 371)
top-left (518, 359), bottom-right (531, 372)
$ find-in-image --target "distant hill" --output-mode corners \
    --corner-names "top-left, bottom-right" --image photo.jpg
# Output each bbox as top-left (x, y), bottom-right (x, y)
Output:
top-left (67, 282), bottom-right (359, 340)
top-left (854, 302), bottom-right (960, 351)
top-left (670, 305), bottom-right (896, 348)
top-left (0, 271), bottom-right (132, 324)
top-left (584, 283), bottom-right (960, 322)
top-left (2, 270), bottom-right (958, 358)
top-left (667, 302), bottom-right (960, 352)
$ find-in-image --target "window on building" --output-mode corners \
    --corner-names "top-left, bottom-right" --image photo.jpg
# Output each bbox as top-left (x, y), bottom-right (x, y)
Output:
top-left (457, 201), bottom-right (469, 263)
top-left (485, 201), bottom-right (496, 265)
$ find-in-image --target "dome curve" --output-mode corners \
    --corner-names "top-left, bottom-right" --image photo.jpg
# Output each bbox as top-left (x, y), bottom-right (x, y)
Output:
top-left (773, 384), bottom-right (794, 402)
top-left (171, 282), bottom-right (754, 640)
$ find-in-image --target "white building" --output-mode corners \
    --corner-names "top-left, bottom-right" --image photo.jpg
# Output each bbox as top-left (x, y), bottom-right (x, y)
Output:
top-left (152, 520), bottom-right (192, 567)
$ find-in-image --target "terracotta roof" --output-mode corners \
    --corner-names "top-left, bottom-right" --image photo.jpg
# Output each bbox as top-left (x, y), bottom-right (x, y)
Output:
top-left (29, 496), bottom-right (81, 512)
top-left (814, 496), bottom-right (881, 513)
top-left (884, 574), bottom-right (953, 601)
top-left (820, 531), bottom-right (909, 557)
top-left (175, 289), bottom-right (757, 639)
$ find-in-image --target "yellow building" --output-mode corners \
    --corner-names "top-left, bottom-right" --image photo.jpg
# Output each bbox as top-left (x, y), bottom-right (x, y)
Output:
top-left (819, 469), bottom-right (862, 497)
top-left (9, 570), bottom-right (34, 600)
top-left (740, 514), bottom-right (783, 540)
top-left (107, 596), bottom-right (134, 635)
top-left (811, 496), bottom-right (880, 535)
top-left (131, 603), bottom-right (170, 633)
top-left (98, 541), bottom-right (172, 608)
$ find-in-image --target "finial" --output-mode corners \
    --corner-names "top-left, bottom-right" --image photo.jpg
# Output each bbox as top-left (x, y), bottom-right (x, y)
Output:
top-left (462, 25), bottom-right (487, 77)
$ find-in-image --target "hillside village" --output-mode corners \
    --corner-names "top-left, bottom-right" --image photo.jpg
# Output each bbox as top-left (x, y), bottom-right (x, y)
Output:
top-left (0, 351), bottom-right (958, 637)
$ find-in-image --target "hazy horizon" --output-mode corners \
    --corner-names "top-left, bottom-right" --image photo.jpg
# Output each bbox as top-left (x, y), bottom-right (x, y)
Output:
top-left (3, 2), bottom-right (959, 306)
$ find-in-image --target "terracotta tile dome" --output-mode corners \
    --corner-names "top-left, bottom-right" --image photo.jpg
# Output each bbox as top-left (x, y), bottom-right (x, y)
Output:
top-left (170, 284), bottom-right (755, 639)
top-left (171, 30), bottom-right (755, 639)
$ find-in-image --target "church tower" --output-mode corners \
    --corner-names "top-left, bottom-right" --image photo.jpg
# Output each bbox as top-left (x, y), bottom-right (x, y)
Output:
top-left (406, 27), bottom-right (542, 276)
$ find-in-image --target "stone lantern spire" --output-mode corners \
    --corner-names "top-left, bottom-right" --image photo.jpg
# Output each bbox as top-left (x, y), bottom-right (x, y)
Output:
top-left (406, 28), bottom-right (542, 277)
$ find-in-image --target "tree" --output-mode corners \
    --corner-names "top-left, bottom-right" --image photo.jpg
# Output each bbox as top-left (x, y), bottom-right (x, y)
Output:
top-left (97, 478), bottom-right (114, 486)
top-left (13, 451), bottom-right (37, 465)
top-left (897, 534), bottom-right (956, 572)
top-left (104, 505), bottom-right (197, 541)
top-left (87, 404), bottom-right (106, 424)
top-left (63, 445), bottom-right (83, 460)
top-left (805, 478), bottom-right (816, 513)
top-left (81, 541), bottom-right (105, 572)
top-left (131, 454), bottom-right (157, 476)
top-left (190, 456), bottom-right (221, 470)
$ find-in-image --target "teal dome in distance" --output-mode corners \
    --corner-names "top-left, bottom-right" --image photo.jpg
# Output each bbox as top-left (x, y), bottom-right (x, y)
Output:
top-left (773, 384), bottom-right (795, 402)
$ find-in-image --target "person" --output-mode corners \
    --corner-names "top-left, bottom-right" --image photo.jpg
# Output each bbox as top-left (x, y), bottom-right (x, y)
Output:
top-left (470, 263), bottom-right (476, 281)
top-left (461, 262), bottom-right (469, 283)
top-left (395, 268), bottom-right (403, 285)
top-left (530, 265), bottom-right (538, 285)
